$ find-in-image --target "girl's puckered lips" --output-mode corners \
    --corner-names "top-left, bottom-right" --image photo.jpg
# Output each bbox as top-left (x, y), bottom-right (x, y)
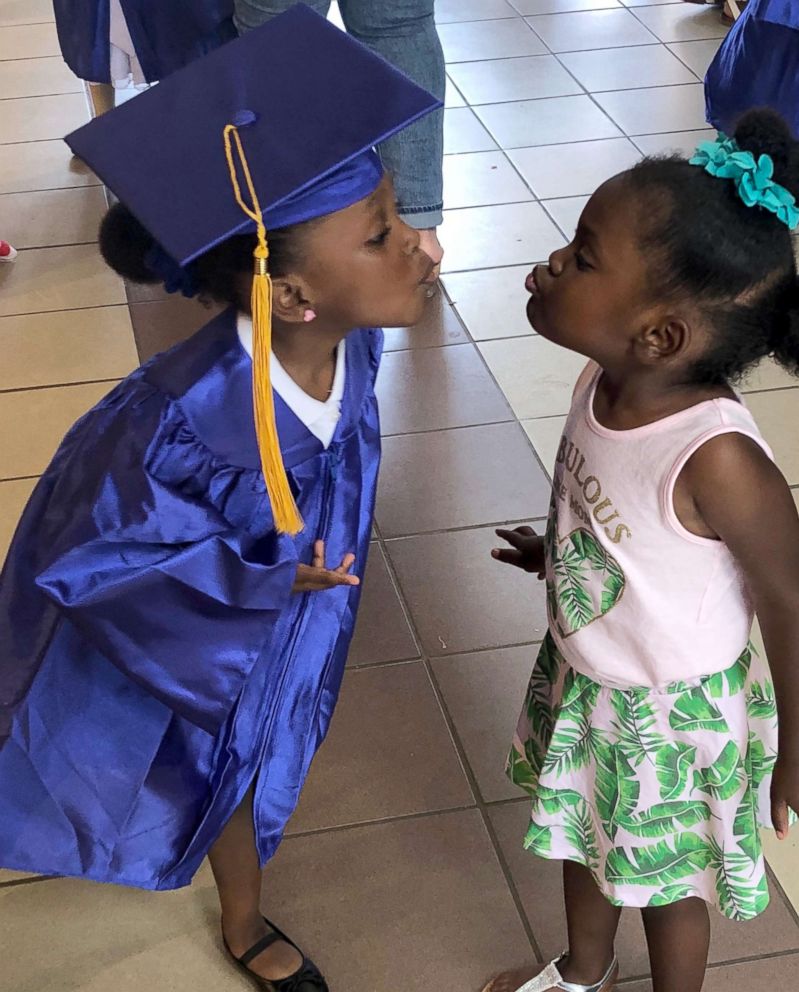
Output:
top-left (525, 264), bottom-right (544, 297)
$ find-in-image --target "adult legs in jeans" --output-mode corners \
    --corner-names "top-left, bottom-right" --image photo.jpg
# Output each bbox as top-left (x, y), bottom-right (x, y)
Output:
top-left (232, 0), bottom-right (445, 267)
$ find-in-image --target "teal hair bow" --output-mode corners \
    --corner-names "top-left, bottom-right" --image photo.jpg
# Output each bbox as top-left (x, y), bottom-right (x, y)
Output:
top-left (689, 133), bottom-right (799, 231)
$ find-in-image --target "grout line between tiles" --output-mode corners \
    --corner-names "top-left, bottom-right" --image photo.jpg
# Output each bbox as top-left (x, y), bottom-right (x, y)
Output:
top-left (0, 873), bottom-right (57, 890)
top-left (380, 516), bottom-right (544, 542)
top-left (0, 473), bottom-right (41, 484)
top-left (446, 77), bottom-right (702, 110)
top-left (380, 417), bottom-right (516, 440)
top-left (347, 655), bottom-right (420, 672)
top-left (0, 377), bottom-right (120, 397)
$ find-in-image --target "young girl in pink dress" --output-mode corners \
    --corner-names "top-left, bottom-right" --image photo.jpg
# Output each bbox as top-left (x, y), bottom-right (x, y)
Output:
top-left (487, 108), bottom-right (799, 992)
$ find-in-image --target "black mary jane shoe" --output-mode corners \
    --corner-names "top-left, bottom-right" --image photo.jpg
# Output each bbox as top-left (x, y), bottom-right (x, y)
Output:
top-left (223, 917), bottom-right (329, 992)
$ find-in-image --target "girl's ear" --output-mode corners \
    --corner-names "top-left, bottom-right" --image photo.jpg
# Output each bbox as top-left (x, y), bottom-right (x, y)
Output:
top-left (635, 314), bottom-right (690, 365)
top-left (271, 275), bottom-right (313, 324)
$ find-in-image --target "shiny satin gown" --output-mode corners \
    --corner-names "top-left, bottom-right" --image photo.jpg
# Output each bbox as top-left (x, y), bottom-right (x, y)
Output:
top-left (705, 0), bottom-right (799, 138)
top-left (0, 310), bottom-right (381, 889)
top-left (53, 0), bottom-right (236, 84)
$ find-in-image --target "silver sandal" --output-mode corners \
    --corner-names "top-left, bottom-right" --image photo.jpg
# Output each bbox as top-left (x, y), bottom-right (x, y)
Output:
top-left (484, 954), bottom-right (619, 992)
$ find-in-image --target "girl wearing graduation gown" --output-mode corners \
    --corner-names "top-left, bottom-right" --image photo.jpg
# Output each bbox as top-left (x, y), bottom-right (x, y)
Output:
top-left (54, 0), bottom-right (236, 85)
top-left (705, 0), bottom-right (799, 139)
top-left (0, 9), bottom-right (439, 991)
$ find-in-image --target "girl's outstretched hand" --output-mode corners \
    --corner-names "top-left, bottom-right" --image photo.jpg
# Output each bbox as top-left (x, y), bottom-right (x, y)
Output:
top-left (771, 755), bottom-right (799, 840)
top-left (293, 540), bottom-right (360, 593)
top-left (492, 527), bottom-right (546, 578)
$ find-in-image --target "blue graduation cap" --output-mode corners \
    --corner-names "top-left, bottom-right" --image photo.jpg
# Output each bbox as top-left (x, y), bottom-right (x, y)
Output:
top-left (64, 3), bottom-right (441, 536)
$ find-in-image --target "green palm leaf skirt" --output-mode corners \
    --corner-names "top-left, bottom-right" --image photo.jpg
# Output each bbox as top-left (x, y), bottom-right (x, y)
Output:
top-left (508, 632), bottom-right (784, 921)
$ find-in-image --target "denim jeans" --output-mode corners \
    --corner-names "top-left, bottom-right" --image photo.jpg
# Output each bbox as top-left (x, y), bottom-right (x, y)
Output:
top-left (233, 0), bottom-right (445, 228)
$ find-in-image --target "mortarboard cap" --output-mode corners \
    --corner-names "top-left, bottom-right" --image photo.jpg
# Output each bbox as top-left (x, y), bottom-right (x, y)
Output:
top-left (65, 4), bottom-right (441, 536)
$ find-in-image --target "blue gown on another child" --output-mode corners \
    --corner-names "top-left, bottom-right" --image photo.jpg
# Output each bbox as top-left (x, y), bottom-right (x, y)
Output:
top-left (705, 0), bottom-right (799, 138)
top-left (0, 310), bottom-right (381, 889)
top-left (53, 0), bottom-right (236, 84)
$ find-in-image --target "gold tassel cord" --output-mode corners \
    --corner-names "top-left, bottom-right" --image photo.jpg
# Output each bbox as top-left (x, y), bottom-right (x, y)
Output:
top-left (223, 124), bottom-right (304, 535)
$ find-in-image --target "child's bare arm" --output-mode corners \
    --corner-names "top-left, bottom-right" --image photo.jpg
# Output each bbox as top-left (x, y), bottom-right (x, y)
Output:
top-left (683, 432), bottom-right (799, 837)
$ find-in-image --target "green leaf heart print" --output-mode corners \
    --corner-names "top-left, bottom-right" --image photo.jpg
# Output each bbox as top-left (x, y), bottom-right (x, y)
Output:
top-left (507, 636), bottom-right (785, 921)
top-left (547, 524), bottom-right (626, 639)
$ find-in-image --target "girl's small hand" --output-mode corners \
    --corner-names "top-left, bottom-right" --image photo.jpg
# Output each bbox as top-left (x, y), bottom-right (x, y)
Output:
top-left (492, 527), bottom-right (546, 578)
top-left (771, 755), bottom-right (799, 839)
top-left (292, 540), bottom-right (360, 593)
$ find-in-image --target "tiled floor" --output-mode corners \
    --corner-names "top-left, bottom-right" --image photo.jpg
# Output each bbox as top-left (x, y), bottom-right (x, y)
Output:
top-left (1, 1), bottom-right (798, 990)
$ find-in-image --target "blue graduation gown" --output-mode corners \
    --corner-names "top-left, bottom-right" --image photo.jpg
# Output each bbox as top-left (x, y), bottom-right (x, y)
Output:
top-left (53, 0), bottom-right (236, 84)
top-left (0, 310), bottom-right (382, 890)
top-left (706, 0), bottom-right (799, 138)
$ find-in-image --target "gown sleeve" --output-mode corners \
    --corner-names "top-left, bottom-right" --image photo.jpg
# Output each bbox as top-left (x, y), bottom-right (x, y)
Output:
top-left (36, 530), bottom-right (296, 735)
top-left (29, 381), bottom-right (298, 736)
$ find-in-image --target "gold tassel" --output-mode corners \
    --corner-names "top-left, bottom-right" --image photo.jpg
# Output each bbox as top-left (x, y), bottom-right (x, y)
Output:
top-left (224, 124), bottom-right (304, 535)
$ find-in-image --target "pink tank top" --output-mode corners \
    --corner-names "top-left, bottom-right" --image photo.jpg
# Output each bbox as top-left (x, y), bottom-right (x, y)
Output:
top-left (545, 363), bottom-right (772, 690)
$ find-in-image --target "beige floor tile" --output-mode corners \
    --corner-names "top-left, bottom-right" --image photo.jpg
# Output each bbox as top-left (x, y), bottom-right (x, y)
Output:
top-left (514, 0), bottom-right (623, 11)
top-left (0, 139), bottom-right (99, 194)
top-left (433, 645), bottom-right (540, 801)
top-left (445, 75), bottom-right (466, 107)
top-left (0, 0), bottom-right (55, 25)
top-left (479, 335), bottom-right (586, 419)
top-left (0, 21), bottom-right (60, 59)
top-left (509, 137), bottom-right (641, 198)
top-left (347, 544), bottom-right (418, 667)
top-left (439, 16), bottom-right (546, 62)
top-left (0, 245), bottom-right (126, 317)
top-left (594, 82), bottom-right (707, 135)
top-left (702, 954), bottom-right (799, 990)
top-left (268, 811), bottom-right (535, 992)
top-left (0, 868), bottom-right (229, 992)
top-left (1, 186), bottom-right (107, 250)
top-left (746, 389), bottom-right (799, 486)
top-left (376, 343), bottom-right (513, 436)
top-left (443, 265), bottom-right (534, 340)
top-left (475, 95), bottom-right (621, 149)
top-left (443, 150), bottom-right (533, 209)
top-left (668, 37), bottom-right (723, 78)
top-left (444, 107), bottom-right (498, 154)
top-left (378, 422), bottom-right (549, 536)
top-left (289, 663), bottom-right (474, 832)
top-left (0, 93), bottom-right (88, 144)
top-left (542, 194), bottom-right (590, 238)
top-left (0, 307), bottom-right (137, 391)
top-left (559, 43), bottom-right (696, 92)
top-left (763, 830), bottom-right (799, 913)
top-left (447, 54), bottom-right (581, 106)
top-left (0, 868), bottom-right (42, 884)
top-left (387, 525), bottom-right (549, 656)
top-left (633, 2), bottom-right (728, 42)
top-left (437, 0), bottom-right (518, 22)
top-left (522, 414), bottom-right (567, 476)
top-left (526, 8), bottom-right (658, 51)
top-left (0, 381), bottom-right (114, 479)
top-left (0, 477), bottom-right (36, 563)
top-left (633, 127), bottom-right (715, 157)
top-left (741, 357), bottom-right (797, 394)
top-left (0, 56), bottom-right (81, 99)
top-left (440, 202), bottom-right (564, 273)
